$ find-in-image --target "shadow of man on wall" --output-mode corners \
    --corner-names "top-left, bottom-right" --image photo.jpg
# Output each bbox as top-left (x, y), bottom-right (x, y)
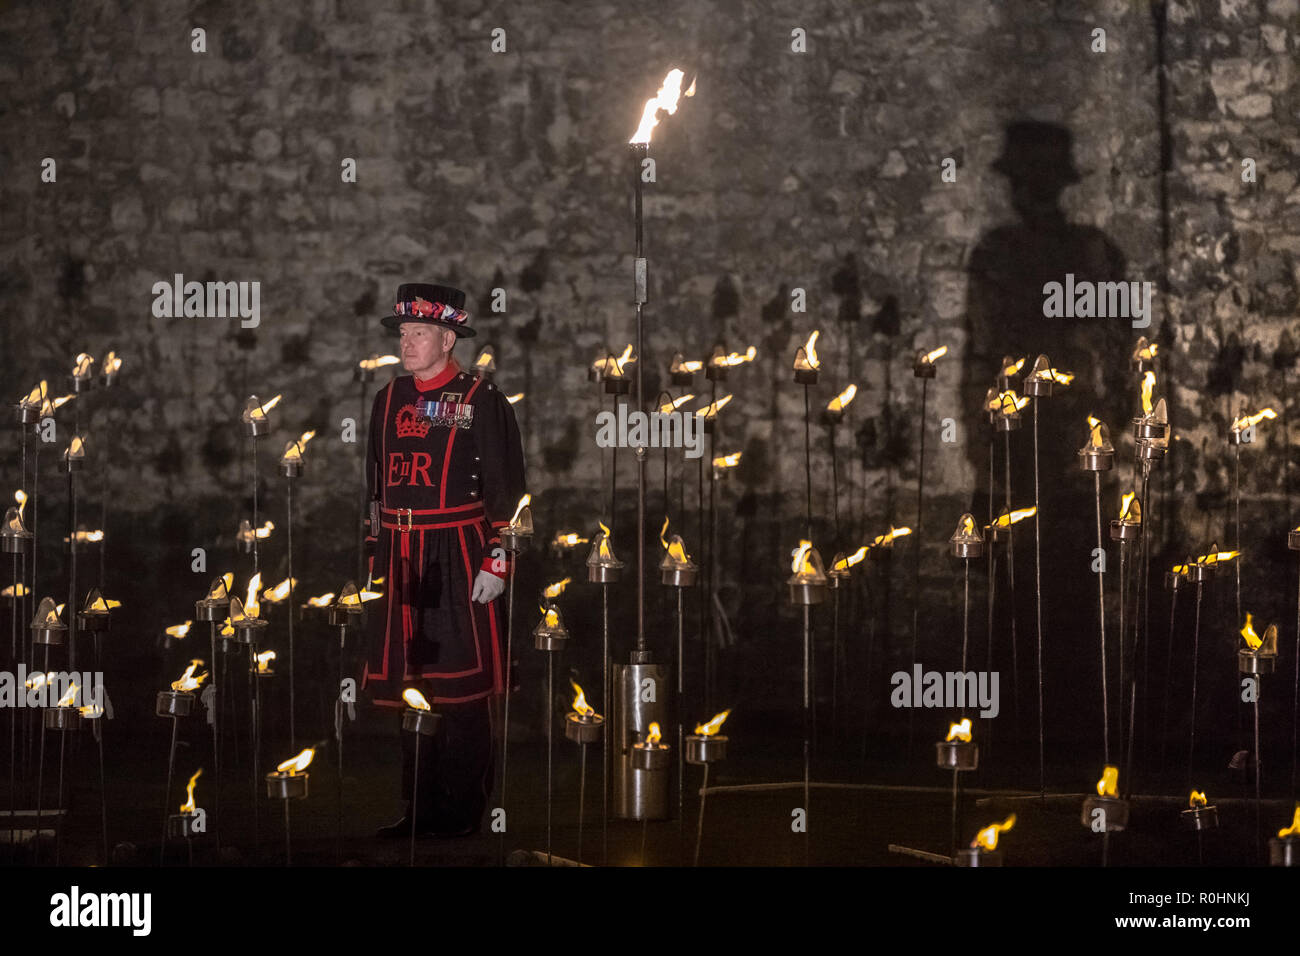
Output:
top-left (961, 120), bottom-right (1136, 771)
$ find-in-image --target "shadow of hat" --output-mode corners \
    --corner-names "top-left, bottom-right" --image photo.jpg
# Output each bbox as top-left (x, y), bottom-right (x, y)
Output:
top-left (380, 282), bottom-right (475, 337)
top-left (991, 120), bottom-right (1083, 184)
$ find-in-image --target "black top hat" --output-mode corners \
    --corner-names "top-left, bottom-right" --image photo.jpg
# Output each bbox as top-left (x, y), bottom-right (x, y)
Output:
top-left (991, 120), bottom-right (1082, 184)
top-left (380, 282), bottom-right (476, 338)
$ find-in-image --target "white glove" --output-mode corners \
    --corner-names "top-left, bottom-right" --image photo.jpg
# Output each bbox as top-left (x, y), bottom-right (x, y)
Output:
top-left (472, 569), bottom-right (506, 604)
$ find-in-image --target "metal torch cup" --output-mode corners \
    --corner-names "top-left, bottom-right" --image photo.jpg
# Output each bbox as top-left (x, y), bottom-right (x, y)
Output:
top-left (954, 847), bottom-right (1002, 867)
top-left (1078, 448), bottom-right (1114, 472)
top-left (43, 707), bottom-right (83, 731)
top-left (787, 578), bottom-right (826, 606)
top-left (685, 734), bottom-right (727, 765)
top-left (402, 707), bottom-right (441, 738)
top-left (166, 813), bottom-right (201, 840)
top-left (565, 713), bottom-right (603, 745)
top-left (1081, 794), bottom-right (1129, 831)
top-left (935, 740), bottom-right (979, 771)
top-left (1270, 837), bottom-right (1299, 866)
top-left (1182, 804), bottom-right (1219, 832)
top-left (1238, 650), bottom-right (1276, 676)
top-left (156, 691), bottom-right (194, 718)
top-left (265, 771), bottom-right (309, 800)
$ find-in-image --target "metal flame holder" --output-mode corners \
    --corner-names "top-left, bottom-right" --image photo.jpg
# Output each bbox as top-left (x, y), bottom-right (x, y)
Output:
top-left (565, 713), bottom-right (604, 863)
top-left (1270, 836), bottom-right (1299, 866)
top-left (1181, 803), bottom-right (1219, 832)
top-left (953, 846), bottom-right (1002, 867)
top-left (685, 733), bottom-right (726, 866)
top-left (1081, 794), bottom-right (1129, 831)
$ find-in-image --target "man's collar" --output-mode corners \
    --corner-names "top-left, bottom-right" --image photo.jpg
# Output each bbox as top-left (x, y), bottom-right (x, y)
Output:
top-left (414, 357), bottom-right (461, 392)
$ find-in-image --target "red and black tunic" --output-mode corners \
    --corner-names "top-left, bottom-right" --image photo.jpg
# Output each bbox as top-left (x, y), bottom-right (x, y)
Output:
top-left (360, 358), bottom-right (526, 706)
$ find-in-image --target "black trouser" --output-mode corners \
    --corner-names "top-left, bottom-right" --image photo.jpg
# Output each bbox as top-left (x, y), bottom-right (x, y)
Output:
top-left (400, 697), bottom-right (494, 829)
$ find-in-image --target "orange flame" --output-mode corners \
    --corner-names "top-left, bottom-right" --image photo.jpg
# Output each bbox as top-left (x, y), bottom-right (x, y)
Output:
top-left (832, 546), bottom-right (868, 572)
top-left (507, 393), bottom-right (524, 405)
top-left (1189, 789), bottom-right (1208, 808)
top-left (971, 814), bottom-right (1016, 851)
top-left (543, 577), bottom-right (572, 600)
top-left (254, 650), bottom-right (276, 674)
top-left (242, 394), bottom-right (282, 422)
top-left (659, 394), bottom-right (695, 415)
top-left (1231, 408), bottom-right (1277, 432)
top-left (570, 679), bottom-right (598, 718)
top-left (1280, 805), bottom-right (1300, 838)
top-left (709, 347), bottom-right (756, 368)
top-left (358, 354), bottom-right (401, 371)
top-left (509, 494), bottom-right (531, 526)
top-left (694, 709), bottom-right (730, 736)
top-left (713, 452), bottom-right (741, 470)
top-left (988, 507), bottom-right (1036, 529)
top-left (262, 577), bottom-right (296, 604)
top-left (1097, 765), bottom-right (1119, 797)
top-left (695, 395), bottom-right (733, 420)
top-left (596, 522), bottom-right (614, 560)
top-left (403, 688), bottom-right (431, 711)
top-left (276, 748), bottom-right (314, 775)
top-left (791, 540), bottom-right (814, 575)
top-left (946, 718), bottom-right (972, 742)
top-left (827, 385), bottom-right (857, 414)
top-left (244, 572), bottom-right (262, 620)
top-left (794, 331), bottom-right (820, 371)
top-left (72, 353), bottom-right (95, 378)
top-left (56, 682), bottom-right (79, 708)
top-left (870, 526), bottom-right (912, 547)
top-left (181, 768), bottom-right (202, 814)
top-left (1140, 371), bottom-right (1156, 416)
top-left (552, 532), bottom-right (589, 549)
top-left (629, 68), bottom-right (692, 145)
top-left (592, 345), bottom-right (636, 376)
top-left (920, 345), bottom-right (947, 365)
top-left (306, 592), bottom-right (335, 607)
top-left (646, 722), bottom-right (662, 746)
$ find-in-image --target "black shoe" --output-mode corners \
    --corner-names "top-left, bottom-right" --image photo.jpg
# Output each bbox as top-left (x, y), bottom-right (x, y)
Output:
top-left (376, 816), bottom-right (435, 839)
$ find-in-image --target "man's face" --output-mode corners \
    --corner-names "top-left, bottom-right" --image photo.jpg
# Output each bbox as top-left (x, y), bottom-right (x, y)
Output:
top-left (399, 322), bottom-right (455, 375)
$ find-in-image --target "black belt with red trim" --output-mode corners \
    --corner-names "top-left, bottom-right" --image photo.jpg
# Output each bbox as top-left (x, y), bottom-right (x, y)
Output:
top-left (380, 502), bottom-right (486, 531)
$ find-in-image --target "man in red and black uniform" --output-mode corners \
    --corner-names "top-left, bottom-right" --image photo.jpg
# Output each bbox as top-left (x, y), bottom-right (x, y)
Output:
top-left (362, 282), bottom-right (525, 837)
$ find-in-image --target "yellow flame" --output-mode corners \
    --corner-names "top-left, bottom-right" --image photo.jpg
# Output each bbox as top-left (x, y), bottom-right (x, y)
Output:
top-left (255, 650), bottom-right (276, 673)
top-left (552, 532), bottom-right (589, 549)
top-left (1097, 765), bottom-right (1118, 798)
top-left (593, 344), bottom-right (636, 375)
top-left (475, 350), bottom-right (494, 369)
top-left (1140, 371), bottom-right (1156, 416)
top-left (403, 687), bottom-right (431, 711)
top-left (1, 583), bottom-right (29, 598)
top-left (1279, 805), bottom-right (1300, 838)
top-left (1001, 357), bottom-right (1025, 377)
top-left (794, 331), bottom-right (820, 370)
top-left (960, 514), bottom-right (976, 535)
top-left (629, 68), bottom-right (690, 144)
top-left (358, 354), bottom-right (401, 371)
top-left (166, 622), bottom-right (192, 641)
top-left (1232, 408), bottom-right (1277, 432)
top-left (276, 748), bottom-right (314, 775)
top-left (1241, 612), bottom-right (1262, 651)
top-left (1198, 548), bottom-right (1239, 566)
top-left (56, 682), bottom-right (79, 708)
top-left (791, 540), bottom-right (814, 575)
top-left (359, 587), bottom-right (383, 602)
top-left (713, 452), bottom-right (741, 469)
top-left (72, 529), bottom-right (104, 543)
top-left (25, 672), bottom-right (49, 691)
top-left (1189, 789), bottom-right (1208, 808)
top-left (990, 507), bottom-right (1036, 529)
top-left (543, 577), bottom-right (572, 599)
top-left (646, 722), bottom-right (662, 745)
top-left (181, 768), bottom-right (202, 814)
top-left (659, 394), bottom-right (694, 414)
top-left (543, 607), bottom-right (559, 628)
top-left (827, 384), bottom-right (857, 413)
top-left (1119, 493), bottom-right (1140, 523)
top-left (971, 814), bottom-right (1016, 851)
top-left (281, 431), bottom-right (316, 462)
top-left (710, 348), bottom-right (756, 368)
top-left (570, 679), bottom-right (597, 718)
top-left (507, 393), bottom-right (524, 405)
top-left (510, 494), bottom-right (531, 525)
top-left (248, 394), bottom-right (282, 420)
top-left (695, 709), bottom-right (730, 736)
top-left (946, 718), bottom-right (972, 742)
top-left (262, 577), bottom-right (295, 603)
top-left (596, 522), bottom-right (614, 560)
top-left (72, 353), bottom-right (95, 377)
top-left (244, 572), bottom-right (262, 620)
top-left (922, 345), bottom-right (948, 365)
top-left (670, 356), bottom-right (703, 374)
top-left (14, 489), bottom-right (27, 519)
top-left (695, 395), bottom-right (734, 420)
top-left (1133, 339), bottom-right (1158, 361)
top-left (659, 518), bottom-right (692, 564)
top-left (995, 390), bottom-right (1030, 415)
top-left (871, 526), bottom-right (912, 547)
top-left (306, 592), bottom-right (335, 607)
top-left (832, 546), bottom-right (868, 571)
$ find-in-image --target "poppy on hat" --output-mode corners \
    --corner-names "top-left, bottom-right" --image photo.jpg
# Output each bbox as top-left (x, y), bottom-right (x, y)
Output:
top-left (380, 282), bottom-right (476, 338)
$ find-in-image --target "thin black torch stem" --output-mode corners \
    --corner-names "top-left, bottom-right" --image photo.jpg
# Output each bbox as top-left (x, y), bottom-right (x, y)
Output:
top-left (633, 143), bottom-right (646, 658)
top-left (160, 716), bottom-right (178, 866)
top-left (34, 648), bottom-right (47, 866)
top-left (8, 554), bottom-right (16, 863)
top-left (68, 467), bottom-right (77, 672)
top-left (1161, 586), bottom-right (1179, 773)
top-left (1004, 431), bottom-right (1019, 724)
top-left (500, 556), bottom-right (516, 867)
top-left (577, 742), bottom-right (587, 864)
top-left (803, 602), bottom-right (811, 865)
top-left (94, 635), bottom-right (108, 865)
top-left (677, 587), bottom-right (685, 860)
top-left (803, 383), bottom-right (813, 537)
top-left (912, 378), bottom-right (927, 683)
top-left (1254, 680), bottom-right (1262, 859)
top-left (1033, 398), bottom-right (1044, 800)
top-left (602, 583), bottom-right (609, 865)
top-left (337, 624), bottom-right (345, 861)
top-left (1235, 442), bottom-right (1241, 629)
top-left (284, 799), bottom-right (291, 867)
top-left (252, 436), bottom-right (260, 575)
top-left (1188, 581), bottom-right (1203, 788)
top-left (410, 728), bottom-right (420, 867)
top-left (288, 475), bottom-right (296, 751)
top-left (1096, 472), bottom-right (1109, 764)
top-left (1125, 467), bottom-right (1151, 797)
top-left (1293, 558), bottom-right (1299, 799)
top-left (209, 620), bottom-right (221, 852)
top-left (546, 653), bottom-right (553, 865)
top-left (55, 723), bottom-right (66, 865)
top-left (693, 762), bottom-right (709, 867)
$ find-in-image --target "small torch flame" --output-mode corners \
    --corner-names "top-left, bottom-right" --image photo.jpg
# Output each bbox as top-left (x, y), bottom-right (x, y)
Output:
top-left (1231, 408), bottom-right (1277, 432)
top-left (1097, 765), bottom-right (1119, 798)
top-left (695, 709), bottom-right (730, 736)
top-left (629, 68), bottom-right (691, 145)
top-left (827, 384), bottom-right (857, 414)
top-left (1240, 613), bottom-right (1262, 651)
top-left (832, 546), bottom-right (868, 572)
top-left (1279, 805), bottom-right (1300, 838)
top-left (946, 718), bottom-right (972, 742)
top-left (1189, 789), bottom-right (1208, 808)
top-left (403, 688), bottom-right (432, 711)
top-left (570, 680), bottom-right (598, 719)
top-left (543, 577), bottom-right (572, 600)
top-left (646, 722), bottom-right (662, 746)
top-left (276, 748), bottom-right (314, 775)
top-left (793, 331), bottom-right (820, 371)
top-left (971, 814), bottom-right (1016, 851)
top-left (181, 768), bottom-right (202, 814)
